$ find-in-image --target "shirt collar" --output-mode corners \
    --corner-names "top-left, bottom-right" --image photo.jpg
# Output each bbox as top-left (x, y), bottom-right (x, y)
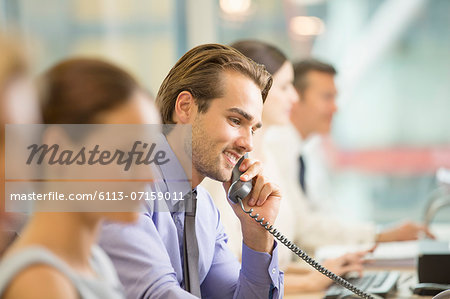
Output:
top-left (156, 134), bottom-right (192, 197)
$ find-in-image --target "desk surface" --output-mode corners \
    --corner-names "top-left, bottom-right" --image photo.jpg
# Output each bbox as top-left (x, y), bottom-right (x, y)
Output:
top-left (285, 270), bottom-right (434, 299)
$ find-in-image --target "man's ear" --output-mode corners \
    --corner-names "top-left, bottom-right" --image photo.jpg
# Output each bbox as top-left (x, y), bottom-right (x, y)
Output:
top-left (173, 91), bottom-right (196, 124)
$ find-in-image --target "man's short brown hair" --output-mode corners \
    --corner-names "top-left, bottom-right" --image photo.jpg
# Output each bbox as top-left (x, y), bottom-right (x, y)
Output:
top-left (156, 43), bottom-right (272, 124)
top-left (293, 59), bottom-right (336, 96)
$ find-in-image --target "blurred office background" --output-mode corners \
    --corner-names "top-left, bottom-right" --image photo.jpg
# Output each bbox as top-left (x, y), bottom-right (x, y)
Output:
top-left (1, 0), bottom-right (449, 226)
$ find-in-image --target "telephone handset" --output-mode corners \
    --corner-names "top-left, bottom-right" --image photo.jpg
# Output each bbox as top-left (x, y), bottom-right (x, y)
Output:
top-left (228, 153), bottom-right (253, 204)
top-left (227, 154), bottom-right (379, 299)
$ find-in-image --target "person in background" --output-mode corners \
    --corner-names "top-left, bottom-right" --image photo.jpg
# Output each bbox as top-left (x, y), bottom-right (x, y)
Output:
top-left (0, 34), bottom-right (40, 256)
top-left (269, 58), bottom-right (434, 252)
top-left (99, 43), bottom-right (285, 298)
top-left (203, 40), bottom-right (369, 294)
top-left (0, 58), bottom-right (159, 299)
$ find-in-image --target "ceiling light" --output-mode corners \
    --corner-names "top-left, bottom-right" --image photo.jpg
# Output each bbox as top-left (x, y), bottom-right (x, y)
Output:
top-left (290, 16), bottom-right (325, 36)
top-left (220, 0), bottom-right (251, 16)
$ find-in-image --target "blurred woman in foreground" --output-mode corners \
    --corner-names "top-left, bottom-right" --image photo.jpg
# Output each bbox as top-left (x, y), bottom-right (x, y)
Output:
top-left (0, 58), bottom-right (159, 299)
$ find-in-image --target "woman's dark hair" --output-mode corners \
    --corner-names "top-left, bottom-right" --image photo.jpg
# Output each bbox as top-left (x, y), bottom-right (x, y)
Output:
top-left (40, 58), bottom-right (140, 124)
top-left (231, 40), bottom-right (288, 75)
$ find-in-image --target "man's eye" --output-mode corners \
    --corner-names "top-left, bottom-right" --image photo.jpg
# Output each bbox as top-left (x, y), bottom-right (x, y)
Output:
top-left (230, 118), bottom-right (241, 125)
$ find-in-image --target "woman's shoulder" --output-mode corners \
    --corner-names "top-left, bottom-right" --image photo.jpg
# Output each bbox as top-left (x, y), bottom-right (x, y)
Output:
top-left (0, 246), bottom-right (78, 299)
top-left (0, 245), bottom-right (123, 299)
top-left (2, 263), bottom-right (78, 299)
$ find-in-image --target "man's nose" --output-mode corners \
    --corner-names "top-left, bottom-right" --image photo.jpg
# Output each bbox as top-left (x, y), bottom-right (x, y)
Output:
top-left (235, 128), bottom-right (254, 153)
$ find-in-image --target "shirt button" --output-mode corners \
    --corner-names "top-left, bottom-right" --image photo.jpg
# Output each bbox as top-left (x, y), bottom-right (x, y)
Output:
top-left (272, 268), bottom-right (276, 274)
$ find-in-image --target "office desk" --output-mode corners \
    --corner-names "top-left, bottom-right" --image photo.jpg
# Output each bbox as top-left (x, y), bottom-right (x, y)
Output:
top-left (285, 268), bottom-right (433, 299)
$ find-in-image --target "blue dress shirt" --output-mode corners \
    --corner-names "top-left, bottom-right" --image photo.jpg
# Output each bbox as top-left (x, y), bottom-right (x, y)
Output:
top-left (98, 136), bottom-right (284, 299)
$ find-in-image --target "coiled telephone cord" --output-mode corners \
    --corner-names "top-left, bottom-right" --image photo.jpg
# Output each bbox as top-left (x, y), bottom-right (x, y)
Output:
top-left (237, 197), bottom-right (375, 299)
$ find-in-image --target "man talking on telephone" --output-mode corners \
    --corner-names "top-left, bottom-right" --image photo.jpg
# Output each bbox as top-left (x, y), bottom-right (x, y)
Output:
top-left (99, 44), bottom-right (284, 298)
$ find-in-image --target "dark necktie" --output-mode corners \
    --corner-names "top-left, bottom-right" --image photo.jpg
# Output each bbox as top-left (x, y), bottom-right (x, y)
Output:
top-left (299, 155), bottom-right (307, 194)
top-left (183, 190), bottom-right (201, 297)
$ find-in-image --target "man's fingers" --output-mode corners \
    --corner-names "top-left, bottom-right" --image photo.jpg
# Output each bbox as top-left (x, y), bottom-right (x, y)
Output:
top-left (239, 159), bottom-right (262, 181)
top-left (342, 264), bottom-right (364, 277)
top-left (412, 223), bottom-right (435, 240)
top-left (367, 244), bottom-right (378, 253)
top-left (343, 252), bottom-right (366, 263)
top-left (349, 251), bottom-right (369, 259)
top-left (256, 183), bottom-right (273, 206)
top-left (233, 157), bottom-right (282, 209)
top-left (423, 226), bottom-right (436, 239)
top-left (248, 175), bottom-right (265, 206)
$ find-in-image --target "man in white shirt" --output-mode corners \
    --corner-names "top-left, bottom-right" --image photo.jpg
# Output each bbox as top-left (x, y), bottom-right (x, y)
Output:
top-left (270, 58), bottom-right (434, 250)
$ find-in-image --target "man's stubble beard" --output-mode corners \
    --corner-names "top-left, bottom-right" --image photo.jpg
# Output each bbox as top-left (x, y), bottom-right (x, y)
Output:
top-left (189, 117), bottom-right (230, 183)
